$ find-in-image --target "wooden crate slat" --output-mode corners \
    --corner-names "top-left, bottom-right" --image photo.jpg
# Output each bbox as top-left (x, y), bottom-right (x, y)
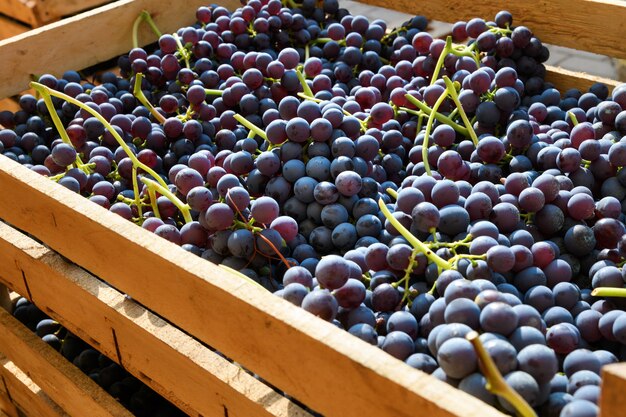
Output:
top-left (356, 0), bottom-right (626, 60)
top-left (0, 0), bottom-right (39, 27)
top-left (0, 0), bottom-right (241, 99)
top-left (0, 222), bottom-right (312, 417)
top-left (0, 157), bottom-right (506, 417)
top-left (599, 363), bottom-right (626, 417)
top-left (0, 356), bottom-right (68, 417)
top-left (0, 389), bottom-right (19, 417)
top-left (0, 15), bottom-right (30, 40)
top-left (545, 65), bottom-right (622, 93)
top-left (28, 0), bottom-right (114, 25)
top-left (0, 306), bottom-right (133, 417)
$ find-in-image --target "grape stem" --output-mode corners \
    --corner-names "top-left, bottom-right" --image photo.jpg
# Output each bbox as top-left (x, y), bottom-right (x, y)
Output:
top-left (402, 96), bottom-right (469, 136)
top-left (442, 76), bottom-right (479, 146)
top-left (140, 177), bottom-right (192, 224)
top-left (173, 32), bottom-right (191, 69)
top-left (467, 331), bottom-right (537, 417)
top-left (422, 88), bottom-right (450, 176)
top-left (133, 73), bottom-right (166, 123)
top-left (233, 114), bottom-right (268, 141)
top-left (378, 196), bottom-right (450, 271)
top-left (132, 10), bottom-right (162, 49)
top-left (591, 287), bottom-right (626, 298)
top-left (567, 111), bottom-right (579, 126)
top-left (296, 66), bottom-right (314, 98)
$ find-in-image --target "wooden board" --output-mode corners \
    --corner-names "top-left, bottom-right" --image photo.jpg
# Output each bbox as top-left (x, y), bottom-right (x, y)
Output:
top-left (0, 15), bottom-right (29, 41)
top-left (0, 221), bottom-right (312, 417)
top-left (0, 356), bottom-right (67, 417)
top-left (545, 65), bottom-right (623, 94)
top-left (599, 363), bottom-right (626, 417)
top-left (0, 0), bottom-right (39, 27)
top-left (0, 158), bottom-right (506, 417)
top-left (0, 0), bottom-right (241, 99)
top-left (358, 0), bottom-right (626, 60)
top-left (0, 306), bottom-right (133, 417)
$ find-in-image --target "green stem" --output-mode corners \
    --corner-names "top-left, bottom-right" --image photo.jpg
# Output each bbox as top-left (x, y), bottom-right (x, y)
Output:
top-left (443, 76), bottom-right (479, 146)
top-left (233, 114), bottom-right (268, 140)
top-left (37, 89), bottom-right (87, 171)
top-left (296, 66), bottom-right (314, 98)
top-left (422, 88), bottom-right (450, 176)
top-left (140, 177), bottom-right (192, 224)
top-left (467, 331), bottom-right (537, 417)
top-left (173, 33), bottom-right (191, 69)
top-left (430, 36), bottom-right (453, 84)
top-left (131, 166), bottom-right (143, 220)
top-left (378, 198), bottom-right (450, 271)
top-left (591, 287), bottom-right (626, 298)
top-left (402, 96), bottom-right (469, 136)
top-left (205, 89), bottom-right (224, 96)
top-left (567, 111), bottom-right (579, 126)
top-left (132, 11), bottom-right (162, 49)
top-left (148, 187), bottom-right (161, 219)
top-left (133, 73), bottom-right (166, 123)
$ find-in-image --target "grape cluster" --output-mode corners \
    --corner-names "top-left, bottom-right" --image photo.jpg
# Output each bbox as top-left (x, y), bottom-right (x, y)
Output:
top-left (2, 0), bottom-right (626, 416)
top-left (12, 298), bottom-right (185, 417)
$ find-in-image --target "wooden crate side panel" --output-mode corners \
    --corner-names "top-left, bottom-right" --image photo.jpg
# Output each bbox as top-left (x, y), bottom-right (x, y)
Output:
top-left (31, 0), bottom-right (114, 24)
top-left (0, 0), bottom-right (38, 27)
top-left (0, 307), bottom-right (133, 417)
top-left (0, 0), bottom-right (241, 99)
top-left (0, 16), bottom-right (30, 40)
top-left (0, 357), bottom-right (68, 417)
top-left (356, 0), bottom-right (626, 60)
top-left (0, 388), bottom-right (19, 417)
top-left (0, 222), bottom-right (311, 417)
top-left (545, 65), bottom-right (622, 93)
top-left (599, 363), bottom-right (626, 417)
top-left (0, 157), bottom-right (506, 417)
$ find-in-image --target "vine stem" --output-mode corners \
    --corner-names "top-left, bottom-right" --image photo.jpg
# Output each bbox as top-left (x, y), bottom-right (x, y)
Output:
top-left (133, 73), bottom-right (166, 123)
top-left (467, 331), bottom-right (537, 417)
top-left (403, 95), bottom-right (469, 135)
top-left (378, 196), bottom-right (450, 271)
top-left (591, 287), bottom-right (626, 297)
top-left (233, 114), bottom-right (268, 140)
top-left (140, 177), bottom-right (192, 224)
top-left (442, 76), bottom-right (479, 146)
top-left (422, 88), bottom-right (450, 176)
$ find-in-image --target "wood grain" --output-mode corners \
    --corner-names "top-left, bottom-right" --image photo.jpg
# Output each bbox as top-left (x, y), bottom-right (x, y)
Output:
top-left (546, 65), bottom-right (622, 94)
top-left (0, 306), bottom-right (132, 417)
top-left (0, 16), bottom-right (29, 41)
top-left (0, 0), bottom-right (241, 99)
top-left (0, 157), bottom-right (507, 417)
top-left (31, 0), bottom-right (114, 24)
top-left (0, 356), bottom-right (67, 417)
top-left (599, 363), bottom-right (626, 417)
top-left (357, 0), bottom-right (626, 59)
top-left (0, 221), bottom-right (311, 417)
top-left (0, 0), bottom-right (39, 26)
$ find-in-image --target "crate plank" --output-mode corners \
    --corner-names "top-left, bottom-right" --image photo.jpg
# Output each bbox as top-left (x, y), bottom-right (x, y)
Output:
top-left (0, 306), bottom-right (133, 417)
top-left (0, 157), bottom-right (505, 417)
top-left (0, 389), bottom-right (19, 417)
top-left (357, 0), bottom-right (626, 60)
top-left (599, 363), bottom-right (626, 417)
top-left (0, 15), bottom-right (29, 40)
top-left (0, 221), bottom-right (312, 417)
top-left (545, 65), bottom-right (622, 93)
top-left (0, 0), bottom-right (241, 99)
top-left (0, 0), bottom-right (39, 27)
top-left (29, 0), bottom-right (113, 25)
top-left (0, 356), bottom-right (67, 417)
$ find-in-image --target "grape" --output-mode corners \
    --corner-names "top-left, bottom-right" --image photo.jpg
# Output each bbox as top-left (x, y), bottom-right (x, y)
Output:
top-left (382, 331), bottom-right (415, 360)
top-left (518, 344), bottom-right (558, 384)
top-left (498, 371), bottom-right (540, 411)
top-left (437, 337), bottom-right (477, 379)
top-left (301, 289), bottom-right (338, 321)
top-left (348, 323), bottom-right (378, 345)
top-left (480, 302), bottom-right (518, 335)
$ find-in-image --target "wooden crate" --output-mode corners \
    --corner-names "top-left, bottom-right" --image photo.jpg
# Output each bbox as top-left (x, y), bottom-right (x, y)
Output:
top-left (0, 0), bottom-right (114, 28)
top-left (0, 0), bottom-right (624, 417)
